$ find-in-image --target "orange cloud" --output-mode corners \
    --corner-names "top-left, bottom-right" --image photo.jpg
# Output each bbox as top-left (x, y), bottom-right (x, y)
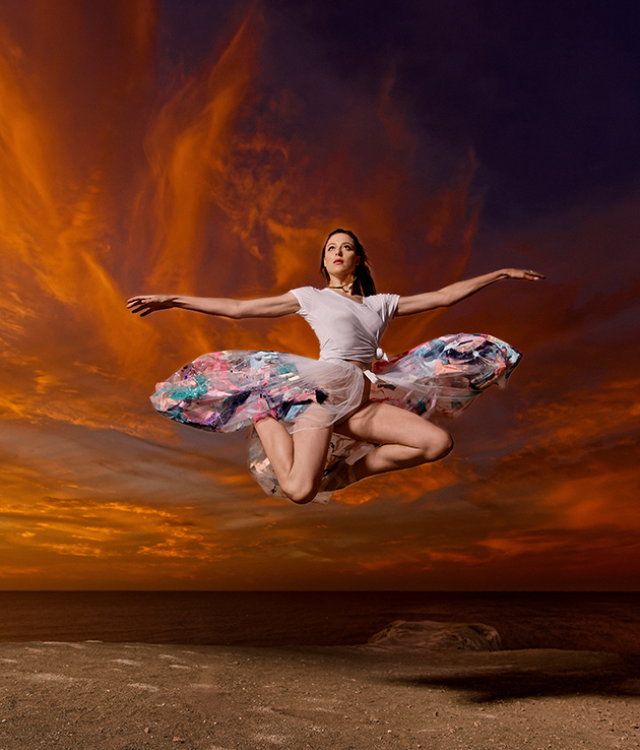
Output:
top-left (337, 459), bottom-right (469, 505)
top-left (543, 467), bottom-right (640, 531)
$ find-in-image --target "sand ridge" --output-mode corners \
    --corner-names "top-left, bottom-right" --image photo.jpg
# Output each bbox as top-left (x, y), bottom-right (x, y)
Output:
top-left (0, 640), bottom-right (639, 749)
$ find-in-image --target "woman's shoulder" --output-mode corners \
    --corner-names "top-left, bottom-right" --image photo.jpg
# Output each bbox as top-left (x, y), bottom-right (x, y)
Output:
top-left (364, 291), bottom-right (400, 304)
top-left (289, 285), bottom-right (323, 293)
top-left (364, 291), bottom-right (401, 319)
top-left (288, 286), bottom-right (324, 313)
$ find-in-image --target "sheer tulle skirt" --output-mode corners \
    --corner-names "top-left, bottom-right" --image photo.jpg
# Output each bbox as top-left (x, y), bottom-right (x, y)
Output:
top-left (150, 351), bottom-right (366, 433)
top-left (150, 333), bottom-right (521, 503)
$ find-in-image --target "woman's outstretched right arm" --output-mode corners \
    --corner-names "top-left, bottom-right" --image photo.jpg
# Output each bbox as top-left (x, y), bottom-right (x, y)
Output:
top-left (126, 292), bottom-right (300, 319)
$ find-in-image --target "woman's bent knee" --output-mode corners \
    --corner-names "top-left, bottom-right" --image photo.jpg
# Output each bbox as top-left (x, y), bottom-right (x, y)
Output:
top-left (280, 476), bottom-right (319, 505)
top-left (425, 431), bottom-right (453, 461)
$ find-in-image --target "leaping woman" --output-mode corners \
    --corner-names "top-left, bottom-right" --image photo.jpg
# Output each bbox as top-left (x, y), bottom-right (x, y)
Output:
top-left (127, 229), bottom-right (543, 505)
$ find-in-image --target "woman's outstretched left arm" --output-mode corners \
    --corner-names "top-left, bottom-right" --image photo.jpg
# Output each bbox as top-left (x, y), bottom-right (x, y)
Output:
top-left (395, 268), bottom-right (544, 317)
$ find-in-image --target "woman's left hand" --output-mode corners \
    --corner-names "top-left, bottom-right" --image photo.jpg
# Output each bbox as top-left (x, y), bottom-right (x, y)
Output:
top-left (502, 268), bottom-right (545, 281)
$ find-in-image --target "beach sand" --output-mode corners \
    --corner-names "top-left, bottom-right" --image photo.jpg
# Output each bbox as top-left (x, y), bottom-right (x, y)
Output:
top-left (1, 640), bottom-right (639, 749)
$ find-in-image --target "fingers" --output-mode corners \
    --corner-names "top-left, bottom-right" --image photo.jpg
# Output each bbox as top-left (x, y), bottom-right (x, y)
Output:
top-left (126, 295), bottom-right (155, 316)
top-left (126, 295), bottom-right (150, 307)
top-left (525, 269), bottom-right (545, 280)
top-left (515, 269), bottom-right (545, 281)
top-left (129, 305), bottom-right (148, 316)
top-left (126, 301), bottom-right (146, 313)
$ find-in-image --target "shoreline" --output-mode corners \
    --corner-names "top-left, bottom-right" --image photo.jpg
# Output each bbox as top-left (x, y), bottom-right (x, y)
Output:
top-left (1, 640), bottom-right (639, 749)
top-left (2, 590), bottom-right (640, 655)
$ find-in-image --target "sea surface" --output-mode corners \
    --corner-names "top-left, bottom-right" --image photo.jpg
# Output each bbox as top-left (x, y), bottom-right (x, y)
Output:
top-left (1, 591), bottom-right (639, 653)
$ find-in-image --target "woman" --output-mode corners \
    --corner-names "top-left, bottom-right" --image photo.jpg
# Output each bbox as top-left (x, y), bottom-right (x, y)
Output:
top-left (127, 229), bottom-right (543, 505)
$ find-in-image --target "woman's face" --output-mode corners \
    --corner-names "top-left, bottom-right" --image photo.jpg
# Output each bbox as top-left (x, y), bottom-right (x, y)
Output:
top-left (323, 233), bottom-right (360, 277)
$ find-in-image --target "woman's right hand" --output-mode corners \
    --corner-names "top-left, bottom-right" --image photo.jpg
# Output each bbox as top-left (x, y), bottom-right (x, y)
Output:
top-left (126, 294), bottom-right (175, 317)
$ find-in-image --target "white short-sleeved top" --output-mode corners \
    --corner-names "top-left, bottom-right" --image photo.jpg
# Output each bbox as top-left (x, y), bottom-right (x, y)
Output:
top-left (290, 287), bottom-right (400, 363)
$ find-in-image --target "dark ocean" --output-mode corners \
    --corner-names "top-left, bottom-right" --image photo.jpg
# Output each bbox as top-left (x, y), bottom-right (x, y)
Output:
top-left (1, 591), bottom-right (639, 653)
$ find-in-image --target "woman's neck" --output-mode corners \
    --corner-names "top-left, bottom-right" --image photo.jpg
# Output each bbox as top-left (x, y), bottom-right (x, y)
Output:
top-left (326, 274), bottom-right (356, 293)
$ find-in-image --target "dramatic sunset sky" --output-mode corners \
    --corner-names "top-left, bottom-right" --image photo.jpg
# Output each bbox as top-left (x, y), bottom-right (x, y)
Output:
top-left (1, 0), bottom-right (638, 590)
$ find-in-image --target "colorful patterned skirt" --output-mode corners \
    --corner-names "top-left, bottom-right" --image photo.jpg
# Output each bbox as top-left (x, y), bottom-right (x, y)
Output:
top-left (150, 333), bottom-right (521, 503)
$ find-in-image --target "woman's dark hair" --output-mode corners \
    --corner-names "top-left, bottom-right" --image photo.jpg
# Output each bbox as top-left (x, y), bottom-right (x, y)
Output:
top-left (320, 228), bottom-right (376, 296)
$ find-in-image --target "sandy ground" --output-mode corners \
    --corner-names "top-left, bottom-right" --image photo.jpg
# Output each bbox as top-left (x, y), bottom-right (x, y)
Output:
top-left (1, 640), bottom-right (639, 750)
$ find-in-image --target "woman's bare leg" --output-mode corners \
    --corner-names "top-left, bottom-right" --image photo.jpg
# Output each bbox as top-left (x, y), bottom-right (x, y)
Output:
top-left (254, 416), bottom-right (333, 504)
top-left (334, 402), bottom-right (453, 482)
